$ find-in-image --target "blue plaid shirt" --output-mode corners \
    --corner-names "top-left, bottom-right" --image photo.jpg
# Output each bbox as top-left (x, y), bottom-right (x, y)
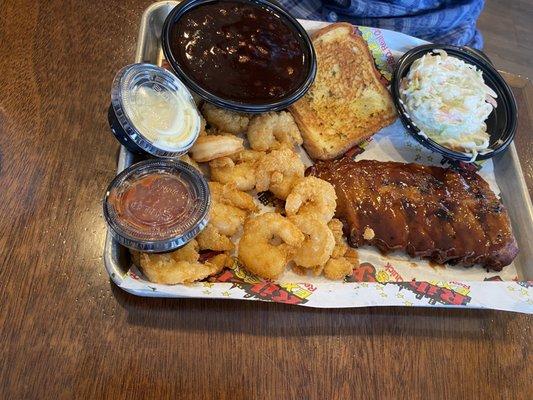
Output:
top-left (279, 0), bottom-right (484, 48)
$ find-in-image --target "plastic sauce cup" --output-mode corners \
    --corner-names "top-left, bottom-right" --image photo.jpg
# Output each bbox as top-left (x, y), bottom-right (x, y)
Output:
top-left (108, 63), bottom-right (201, 157)
top-left (103, 159), bottom-right (210, 252)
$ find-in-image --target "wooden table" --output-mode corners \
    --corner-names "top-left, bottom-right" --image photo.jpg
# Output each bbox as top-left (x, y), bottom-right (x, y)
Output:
top-left (0, 1), bottom-right (531, 399)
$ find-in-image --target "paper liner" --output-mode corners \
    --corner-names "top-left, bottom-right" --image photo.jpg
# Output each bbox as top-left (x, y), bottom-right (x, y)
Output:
top-left (115, 21), bottom-right (532, 313)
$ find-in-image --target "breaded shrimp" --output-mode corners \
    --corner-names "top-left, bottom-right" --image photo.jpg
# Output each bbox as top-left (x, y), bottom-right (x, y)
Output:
top-left (255, 147), bottom-right (305, 199)
top-left (196, 224), bottom-right (235, 252)
top-left (202, 102), bottom-right (250, 134)
top-left (210, 203), bottom-right (247, 237)
top-left (209, 182), bottom-right (257, 212)
top-left (189, 135), bottom-right (244, 162)
top-left (179, 154), bottom-right (202, 172)
top-left (247, 111), bottom-right (303, 151)
top-left (238, 213), bottom-right (305, 279)
top-left (323, 257), bottom-right (354, 280)
top-left (197, 182), bottom-right (256, 251)
top-left (321, 219), bottom-right (358, 280)
top-left (209, 150), bottom-right (264, 191)
top-left (289, 214), bottom-right (335, 268)
top-left (285, 176), bottom-right (337, 222)
top-left (139, 240), bottom-right (225, 284)
top-left (328, 218), bottom-right (348, 259)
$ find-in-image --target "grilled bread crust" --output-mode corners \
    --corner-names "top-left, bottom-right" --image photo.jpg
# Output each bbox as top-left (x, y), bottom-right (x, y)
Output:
top-left (290, 23), bottom-right (397, 160)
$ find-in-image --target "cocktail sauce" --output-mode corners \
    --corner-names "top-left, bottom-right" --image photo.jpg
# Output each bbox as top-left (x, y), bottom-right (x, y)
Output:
top-left (169, 0), bottom-right (307, 104)
top-left (103, 159), bottom-right (210, 252)
top-left (109, 173), bottom-right (192, 234)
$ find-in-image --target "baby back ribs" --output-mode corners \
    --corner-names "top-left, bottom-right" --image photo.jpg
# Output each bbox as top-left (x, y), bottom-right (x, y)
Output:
top-left (308, 158), bottom-right (518, 271)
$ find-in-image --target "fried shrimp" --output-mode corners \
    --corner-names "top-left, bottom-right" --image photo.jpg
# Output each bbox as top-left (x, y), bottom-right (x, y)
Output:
top-left (189, 135), bottom-right (244, 162)
top-left (255, 147), bottom-right (305, 199)
top-left (285, 176), bottom-right (337, 222)
top-left (179, 154), bottom-right (202, 172)
top-left (209, 150), bottom-right (264, 191)
top-left (205, 253), bottom-right (231, 271)
top-left (209, 182), bottom-right (257, 212)
top-left (343, 247), bottom-right (359, 266)
top-left (210, 202), bottom-right (246, 237)
top-left (328, 218), bottom-right (348, 258)
top-left (247, 111), bottom-right (303, 151)
top-left (202, 102), bottom-right (250, 134)
top-left (139, 240), bottom-right (225, 284)
top-left (323, 257), bottom-right (354, 280)
top-left (289, 214), bottom-right (335, 268)
top-left (198, 182), bottom-right (257, 251)
top-left (238, 213), bottom-right (305, 279)
top-left (196, 224), bottom-right (235, 251)
top-left (321, 219), bottom-right (358, 280)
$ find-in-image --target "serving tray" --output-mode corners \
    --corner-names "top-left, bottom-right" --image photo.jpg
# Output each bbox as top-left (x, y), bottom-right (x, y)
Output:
top-left (103, 1), bottom-right (533, 313)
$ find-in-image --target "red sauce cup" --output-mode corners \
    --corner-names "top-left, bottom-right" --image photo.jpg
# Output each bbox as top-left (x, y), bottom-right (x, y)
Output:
top-left (103, 159), bottom-right (210, 252)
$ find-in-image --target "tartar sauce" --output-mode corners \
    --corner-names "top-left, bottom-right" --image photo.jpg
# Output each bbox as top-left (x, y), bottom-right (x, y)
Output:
top-left (126, 83), bottom-right (199, 152)
top-left (110, 63), bottom-right (201, 157)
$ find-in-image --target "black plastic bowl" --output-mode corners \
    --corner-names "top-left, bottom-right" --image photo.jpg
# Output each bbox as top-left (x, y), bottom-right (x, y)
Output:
top-left (161, 0), bottom-right (316, 113)
top-left (391, 44), bottom-right (517, 162)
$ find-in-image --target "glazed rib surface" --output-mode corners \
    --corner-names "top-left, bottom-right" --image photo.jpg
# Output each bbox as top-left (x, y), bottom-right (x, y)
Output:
top-left (309, 158), bottom-right (518, 270)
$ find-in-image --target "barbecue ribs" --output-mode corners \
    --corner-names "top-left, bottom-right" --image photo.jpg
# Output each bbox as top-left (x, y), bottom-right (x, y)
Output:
top-left (308, 158), bottom-right (518, 270)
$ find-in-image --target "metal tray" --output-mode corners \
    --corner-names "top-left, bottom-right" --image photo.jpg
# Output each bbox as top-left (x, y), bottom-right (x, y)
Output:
top-left (104, 1), bottom-right (533, 295)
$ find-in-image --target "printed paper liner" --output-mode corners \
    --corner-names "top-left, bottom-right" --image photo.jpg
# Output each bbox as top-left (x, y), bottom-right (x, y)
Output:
top-left (118, 261), bottom-right (532, 313)
top-left (111, 19), bottom-right (533, 313)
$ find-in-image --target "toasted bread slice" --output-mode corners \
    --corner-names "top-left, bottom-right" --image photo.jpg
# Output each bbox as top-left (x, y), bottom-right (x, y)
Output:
top-left (289, 23), bottom-right (397, 160)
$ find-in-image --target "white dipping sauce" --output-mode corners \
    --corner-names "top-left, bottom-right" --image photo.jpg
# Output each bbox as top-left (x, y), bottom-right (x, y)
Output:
top-left (126, 82), bottom-right (200, 152)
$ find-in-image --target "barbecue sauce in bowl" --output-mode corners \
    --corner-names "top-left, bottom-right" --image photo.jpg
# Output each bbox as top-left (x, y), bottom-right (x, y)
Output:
top-left (164, 0), bottom-right (314, 110)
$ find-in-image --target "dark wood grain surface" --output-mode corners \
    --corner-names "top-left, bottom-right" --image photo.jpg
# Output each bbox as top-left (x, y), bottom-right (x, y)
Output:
top-left (0, 1), bottom-right (531, 399)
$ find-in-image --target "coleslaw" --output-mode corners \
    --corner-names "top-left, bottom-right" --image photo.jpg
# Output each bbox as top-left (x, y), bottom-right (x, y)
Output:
top-left (400, 50), bottom-right (497, 156)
